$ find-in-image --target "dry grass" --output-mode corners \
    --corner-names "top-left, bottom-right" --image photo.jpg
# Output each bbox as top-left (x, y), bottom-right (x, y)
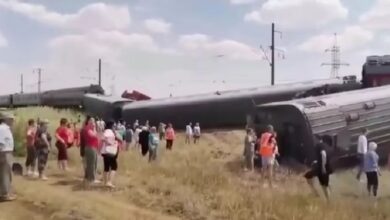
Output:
top-left (1, 107), bottom-right (390, 220)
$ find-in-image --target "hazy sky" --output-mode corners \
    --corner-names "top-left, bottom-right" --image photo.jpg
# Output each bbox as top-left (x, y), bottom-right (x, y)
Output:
top-left (0, 0), bottom-right (388, 97)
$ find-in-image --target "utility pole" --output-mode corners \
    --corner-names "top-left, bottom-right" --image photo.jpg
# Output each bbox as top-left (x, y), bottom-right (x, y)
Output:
top-left (20, 74), bottom-right (24, 94)
top-left (98, 58), bottom-right (102, 87)
top-left (260, 23), bottom-right (283, 86)
top-left (321, 33), bottom-right (349, 78)
top-left (37, 68), bottom-right (42, 94)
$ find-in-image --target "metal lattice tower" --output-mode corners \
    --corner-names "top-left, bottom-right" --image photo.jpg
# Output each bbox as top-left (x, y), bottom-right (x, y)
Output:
top-left (321, 33), bottom-right (349, 78)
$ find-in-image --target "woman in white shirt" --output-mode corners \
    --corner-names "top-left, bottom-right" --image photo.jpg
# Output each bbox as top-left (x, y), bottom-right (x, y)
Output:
top-left (193, 123), bottom-right (201, 144)
top-left (101, 120), bottom-right (120, 188)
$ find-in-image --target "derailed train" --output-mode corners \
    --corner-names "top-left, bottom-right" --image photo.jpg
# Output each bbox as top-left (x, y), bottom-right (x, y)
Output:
top-left (84, 76), bottom-right (361, 129)
top-left (249, 85), bottom-right (390, 166)
top-left (0, 85), bottom-right (104, 108)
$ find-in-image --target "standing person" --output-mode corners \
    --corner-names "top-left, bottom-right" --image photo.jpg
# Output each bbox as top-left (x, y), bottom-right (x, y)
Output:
top-left (79, 116), bottom-right (91, 174)
top-left (243, 128), bottom-right (255, 172)
top-left (101, 120), bottom-right (119, 188)
top-left (66, 123), bottom-right (74, 149)
top-left (148, 127), bottom-right (159, 162)
top-left (357, 128), bottom-right (368, 181)
top-left (364, 142), bottom-right (380, 198)
top-left (25, 119), bottom-right (38, 177)
top-left (55, 118), bottom-right (69, 171)
top-left (84, 117), bottom-right (100, 184)
top-left (165, 123), bottom-right (175, 150)
top-left (185, 123), bottom-right (193, 144)
top-left (35, 119), bottom-right (52, 180)
top-left (158, 123), bottom-right (165, 140)
top-left (139, 127), bottom-right (150, 156)
top-left (193, 123), bottom-right (201, 144)
top-left (304, 135), bottom-right (333, 201)
top-left (0, 112), bottom-right (16, 201)
top-left (124, 125), bottom-right (133, 151)
top-left (145, 120), bottom-right (150, 129)
top-left (117, 120), bottom-right (126, 141)
top-left (73, 122), bottom-right (80, 148)
top-left (134, 126), bottom-right (142, 148)
top-left (133, 120), bottom-right (139, 130)
top-left (259, 125), bottom-right (276, 187)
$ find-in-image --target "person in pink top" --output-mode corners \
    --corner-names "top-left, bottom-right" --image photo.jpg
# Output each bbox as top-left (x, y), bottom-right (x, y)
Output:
top-left (165, 123), bottom-right (175, 150)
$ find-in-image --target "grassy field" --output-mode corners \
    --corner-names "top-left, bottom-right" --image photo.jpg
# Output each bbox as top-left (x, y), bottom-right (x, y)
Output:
top-left (1, 108), bottom-right (390, 220)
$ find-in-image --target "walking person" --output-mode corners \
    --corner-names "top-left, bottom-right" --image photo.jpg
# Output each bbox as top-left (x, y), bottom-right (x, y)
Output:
top-left (357, 128), bottom-right (368, 181)
top-left (148, 127), bottom-right (159, 162)
top-left (101, 120), bottom-right (120, 188)
top-left (243, 128), bottom-right (255, 172)
top-left (25, 119), bottom-right (38, 177)
top-left (185, 123), bottom-right (193, 144)
top-left (35, 119), bottom-right (52, 180)
top-left (193, 123), bottom-right (201, 144)
top-left (84, 117), bottom-right (100, 185)
top-left (364, 142), bottom-right (380, 198)
top-left (258, 125), bottom-right (276, 187)
top-left (304, 135), bottom-right (333, 201)
top-left (139, 127), bottom-right (150, 156)
top-left (0, 112), bottom-right (16, 201)
top-left (55, 118), bottom-right (70, 171)
top-left (165, 123), bottom-right (175, 150)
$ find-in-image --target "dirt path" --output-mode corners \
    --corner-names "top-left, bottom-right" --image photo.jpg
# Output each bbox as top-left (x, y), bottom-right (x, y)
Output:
top-left (0, 173), bottom-right (180, 220)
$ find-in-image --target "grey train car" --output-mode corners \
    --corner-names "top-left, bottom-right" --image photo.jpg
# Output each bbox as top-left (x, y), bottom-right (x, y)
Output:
top-left (250, 84), bottom-right (390, 166)
top-left (0, 95), bottom-right (11, 107)
top-left (41, 85), bottom-right (105, 108)
top-left (122, 76), bottom-right (361, 129)
top-left (83, 94), bottom-right (133, 121)
top-left (12, 93), bottom-right (41, 107)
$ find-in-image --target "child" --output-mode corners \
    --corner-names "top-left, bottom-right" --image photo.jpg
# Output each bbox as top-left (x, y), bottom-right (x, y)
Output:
top-left (364, 142), bottom-right (380, 198)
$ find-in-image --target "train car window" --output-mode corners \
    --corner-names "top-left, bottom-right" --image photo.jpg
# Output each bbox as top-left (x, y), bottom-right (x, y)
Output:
top-left (317, 100), bottom-right (326, 106)
top-left (346, 112), bottom-right (360, 122)
top-left (300, 101), bottom-right (321, 108)
top-left (364, 101), bottom-right (376, 110)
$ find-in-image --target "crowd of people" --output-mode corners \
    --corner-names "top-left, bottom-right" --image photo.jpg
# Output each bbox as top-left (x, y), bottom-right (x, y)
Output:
top-left (0, 112), bottom-right (203, 202)
top-left (243, 125), bottom-right (380, 201)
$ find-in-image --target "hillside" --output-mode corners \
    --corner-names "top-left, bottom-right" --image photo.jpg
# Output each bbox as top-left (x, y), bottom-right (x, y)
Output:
top-left (0, 108), bottom-right (390, 220)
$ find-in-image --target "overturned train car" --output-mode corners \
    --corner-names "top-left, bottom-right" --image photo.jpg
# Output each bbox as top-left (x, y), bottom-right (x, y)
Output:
top-left (250, 85), bottom-right (390, 166)
top-left (122, 76), bottom-right (361, 129)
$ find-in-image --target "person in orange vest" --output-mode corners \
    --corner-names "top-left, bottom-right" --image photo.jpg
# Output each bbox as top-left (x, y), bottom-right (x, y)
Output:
top-left (259, 125), bottom-right (277, 188)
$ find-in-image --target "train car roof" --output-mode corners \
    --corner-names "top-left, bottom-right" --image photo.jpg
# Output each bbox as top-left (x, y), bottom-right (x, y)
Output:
top-left (258, 84), bottom-right (390, 113)
top-left (123, 77), bottom-right (354, 109)
top-left (83, 94), bottom-right (133, 104)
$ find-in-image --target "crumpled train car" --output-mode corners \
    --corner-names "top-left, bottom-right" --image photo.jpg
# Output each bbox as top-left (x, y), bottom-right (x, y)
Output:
top-left (83, 94), bottom-right (133, 121)
top-left (251, 84), bottom-right (390, 166)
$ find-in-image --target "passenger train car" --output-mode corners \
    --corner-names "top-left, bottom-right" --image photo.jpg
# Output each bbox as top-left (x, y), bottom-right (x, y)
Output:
top-left (362, 55), bottom-right (390, 88)
top-left (121, 76), bottom-right (361, 129)
top-left (250, 85), bottom-right (390, 166)
top-left (0, 85), bottom-right (104, 108)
